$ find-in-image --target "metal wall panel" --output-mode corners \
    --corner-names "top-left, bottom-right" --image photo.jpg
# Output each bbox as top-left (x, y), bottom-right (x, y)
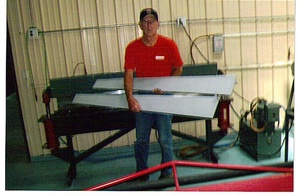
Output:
top-left (7, 0), bottom-right (44, 156)
top-left (7, 0), bottom-right (295, 157)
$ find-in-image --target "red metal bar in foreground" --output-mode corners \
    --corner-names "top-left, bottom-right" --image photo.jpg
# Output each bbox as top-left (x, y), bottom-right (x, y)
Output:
top-left (85, 160), bottom-right (293, 191)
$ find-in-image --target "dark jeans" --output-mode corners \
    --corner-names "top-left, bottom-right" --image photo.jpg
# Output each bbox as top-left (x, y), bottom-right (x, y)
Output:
top-left (134, 112), bottom-right (173, 176)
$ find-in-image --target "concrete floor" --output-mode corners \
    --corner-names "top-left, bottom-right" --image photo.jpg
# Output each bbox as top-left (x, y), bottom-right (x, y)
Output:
top-left (5, 132), bottom-right (294, 191)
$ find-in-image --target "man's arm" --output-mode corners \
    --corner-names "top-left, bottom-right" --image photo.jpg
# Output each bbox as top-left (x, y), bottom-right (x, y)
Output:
top-left (124, 69), bottom-right (142, 112)
top-left (171, 66), bottom-right (183, 76)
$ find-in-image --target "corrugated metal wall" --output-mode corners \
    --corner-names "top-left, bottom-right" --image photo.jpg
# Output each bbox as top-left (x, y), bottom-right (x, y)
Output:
top-left (7, 0), bottom-right (294, 158)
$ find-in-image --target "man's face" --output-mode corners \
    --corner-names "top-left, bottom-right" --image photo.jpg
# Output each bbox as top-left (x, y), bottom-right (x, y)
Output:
top-left (139, 15), bottom-right (159, 37)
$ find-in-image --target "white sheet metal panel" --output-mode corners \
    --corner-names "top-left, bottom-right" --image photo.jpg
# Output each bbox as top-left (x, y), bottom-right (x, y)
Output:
top-left (93, 75), bottom-right (236, 95)
top-left (73, 93), bottom-right (219, 118)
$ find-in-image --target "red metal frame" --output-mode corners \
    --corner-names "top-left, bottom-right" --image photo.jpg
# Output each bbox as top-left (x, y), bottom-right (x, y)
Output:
top-left (185, 173), bottom-right (293, 191)
top-left (85, 160), bottom-right (293, 191)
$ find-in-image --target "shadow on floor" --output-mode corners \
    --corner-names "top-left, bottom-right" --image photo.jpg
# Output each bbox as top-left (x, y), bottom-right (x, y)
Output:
top-left (6, 93), bottom-right (30, 163)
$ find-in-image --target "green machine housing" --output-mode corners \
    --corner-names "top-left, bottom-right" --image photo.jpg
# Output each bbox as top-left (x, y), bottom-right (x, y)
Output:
top-left (239, 100), bottom-right (282, 160)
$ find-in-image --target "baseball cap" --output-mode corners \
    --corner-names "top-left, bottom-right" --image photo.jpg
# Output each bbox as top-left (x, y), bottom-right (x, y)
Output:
top-left (139, 8), bottom-right (158, 21)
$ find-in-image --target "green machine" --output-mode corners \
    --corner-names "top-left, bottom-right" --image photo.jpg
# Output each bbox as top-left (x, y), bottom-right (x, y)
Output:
top-left (239, 98), bottom-right (282, 160)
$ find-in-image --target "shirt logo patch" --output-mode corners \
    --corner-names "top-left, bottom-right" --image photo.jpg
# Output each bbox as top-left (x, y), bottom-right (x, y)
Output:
top-left (155, 56), bottom-right (165, 60)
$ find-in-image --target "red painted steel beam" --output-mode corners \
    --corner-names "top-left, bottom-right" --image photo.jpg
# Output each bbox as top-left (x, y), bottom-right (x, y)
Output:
top-left (85, 160), bottom-right (293, 191)
top-left (173, 160), bottom-right (293, 173)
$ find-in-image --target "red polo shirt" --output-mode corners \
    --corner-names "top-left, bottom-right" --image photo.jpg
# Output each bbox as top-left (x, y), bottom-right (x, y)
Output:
top-left (124, 35), bottom-right (183, 77)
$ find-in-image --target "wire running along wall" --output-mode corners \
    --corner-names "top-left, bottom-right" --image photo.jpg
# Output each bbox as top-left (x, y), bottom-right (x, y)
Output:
top-left (7, 0), bottom-right (294, 157)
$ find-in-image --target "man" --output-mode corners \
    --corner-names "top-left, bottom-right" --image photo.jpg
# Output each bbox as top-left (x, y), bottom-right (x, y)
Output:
top-left (124, 8), bottom-right (183, 180)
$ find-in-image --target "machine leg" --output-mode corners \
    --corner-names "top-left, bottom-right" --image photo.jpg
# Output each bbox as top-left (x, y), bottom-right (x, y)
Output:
top-left (205, 120), bottom-right (218, 163)
top-left (66, 162), bottom-right (77, 186)
top-left (66, 134), bottom-right (77, 185)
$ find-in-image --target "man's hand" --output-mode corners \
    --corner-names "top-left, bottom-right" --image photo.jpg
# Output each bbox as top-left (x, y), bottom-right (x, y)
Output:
top-left (127, 97), bottom-right (142, 113)
top-left (153, 88), bottom-right (164, 95)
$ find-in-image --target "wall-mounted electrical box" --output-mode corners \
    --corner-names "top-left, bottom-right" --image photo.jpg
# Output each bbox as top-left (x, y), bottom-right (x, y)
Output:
top-left (213, 34), bottom-right (224, 53)
top-left (28, 27), bottom-right (39, 39)
top-left (177, 16), bottom-right (186, 27)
